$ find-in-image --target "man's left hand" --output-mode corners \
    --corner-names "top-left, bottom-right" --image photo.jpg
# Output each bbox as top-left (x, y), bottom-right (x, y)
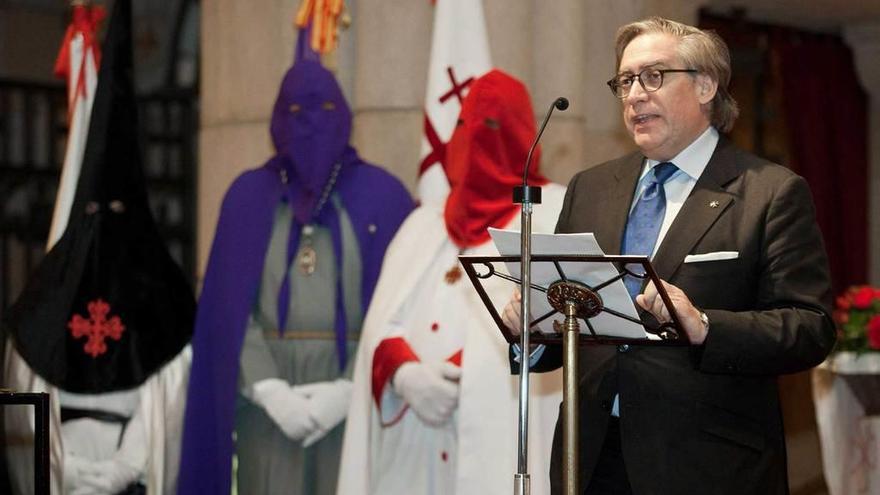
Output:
top-left (636, 280), bottom-right (707, 345)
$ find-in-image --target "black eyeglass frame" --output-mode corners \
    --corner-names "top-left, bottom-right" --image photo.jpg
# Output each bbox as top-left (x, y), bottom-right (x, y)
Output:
top-left (606, 68), bottom-right (698, 98)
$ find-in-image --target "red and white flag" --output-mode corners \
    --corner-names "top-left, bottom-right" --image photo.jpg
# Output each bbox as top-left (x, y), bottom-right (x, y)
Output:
top-left (48, 3), bottom-right (105, 249)
top-left (417, 0), bottom-right (491, 205)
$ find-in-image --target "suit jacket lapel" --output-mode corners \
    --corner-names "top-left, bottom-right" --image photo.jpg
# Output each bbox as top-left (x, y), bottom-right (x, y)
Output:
top-left (652, 137), bottom-right (742, 281)
top-left (596, 153), bottom-right (643, 255)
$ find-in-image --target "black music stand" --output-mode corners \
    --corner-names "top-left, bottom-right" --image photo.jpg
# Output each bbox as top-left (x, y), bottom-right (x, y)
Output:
top-left (459, 254), bottom-right (687, 345)
top-left (0, 391), bottom-right (50, 494)
top-left (459, 253), bottom-right (686, 494)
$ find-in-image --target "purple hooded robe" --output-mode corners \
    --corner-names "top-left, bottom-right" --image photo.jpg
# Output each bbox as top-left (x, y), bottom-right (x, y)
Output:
top-left (177, 60), bottom-right (413, 494)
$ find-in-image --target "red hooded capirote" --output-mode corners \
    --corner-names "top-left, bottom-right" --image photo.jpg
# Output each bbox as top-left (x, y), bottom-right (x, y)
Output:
top-left (444, 69), bottom-right (549, 248)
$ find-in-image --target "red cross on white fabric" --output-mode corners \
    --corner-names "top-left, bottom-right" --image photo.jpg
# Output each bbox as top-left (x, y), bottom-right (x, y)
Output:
top-left (68, 298), bottom-right (126, 358)
top-left (419, 115), bottom-right (445, 176)
top-left (439, 67), bottom-right (474, 104)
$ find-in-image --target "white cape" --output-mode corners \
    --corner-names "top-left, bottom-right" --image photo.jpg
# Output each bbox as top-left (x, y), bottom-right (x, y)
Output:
top-left (337, 184), bottom-right (565, 495)
top-left (3, 339), bottom-right (191, 494)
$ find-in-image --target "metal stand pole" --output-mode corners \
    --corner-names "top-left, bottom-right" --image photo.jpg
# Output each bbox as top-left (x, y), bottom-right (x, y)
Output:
top-left (514, 201), bottom-right (533, 495)
top-left (513, 95), bottom-right (565, 495)
top-left (562, 302), bottom-right (580, 495)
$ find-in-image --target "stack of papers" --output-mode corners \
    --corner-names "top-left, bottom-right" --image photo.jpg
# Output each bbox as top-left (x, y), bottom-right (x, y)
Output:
top-left (488, 228), bottom-right (651, 340)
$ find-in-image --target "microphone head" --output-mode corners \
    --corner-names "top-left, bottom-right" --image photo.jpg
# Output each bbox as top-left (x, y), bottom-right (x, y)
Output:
top-left (554, 97), bottom-right (569, 111)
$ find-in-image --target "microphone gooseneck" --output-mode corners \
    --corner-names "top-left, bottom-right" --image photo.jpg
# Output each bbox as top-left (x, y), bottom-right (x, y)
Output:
top-left (522, 97), bottom-right (569, 185)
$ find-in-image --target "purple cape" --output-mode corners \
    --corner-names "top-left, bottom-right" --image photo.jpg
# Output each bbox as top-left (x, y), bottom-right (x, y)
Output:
top-left (176, 153), bottom-right (412, 495)
top-left (178, 56), bottom-right (413, 494)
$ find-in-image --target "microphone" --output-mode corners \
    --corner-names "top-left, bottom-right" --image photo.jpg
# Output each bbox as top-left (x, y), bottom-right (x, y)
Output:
top-left (511, 96), bottom-right (568, 484)
top-left (554, 97), bottom-right (569, 111)
top-left (516, 97), bottom-right (569, 203)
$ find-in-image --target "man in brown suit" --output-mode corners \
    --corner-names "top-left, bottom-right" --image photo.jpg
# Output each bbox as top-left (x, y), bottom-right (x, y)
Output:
top-left (503, 17), bottom-right (835, 495)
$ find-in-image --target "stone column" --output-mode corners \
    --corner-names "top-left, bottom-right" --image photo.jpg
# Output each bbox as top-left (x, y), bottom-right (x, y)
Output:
top-left (484, 0), bottom-right (533, 83)
top-left (577, 0), bottom-right (651, 173)
top-left (529, 0), bottom-right (585, 184)
top-left (198, 0), bottom-right (295, 278)
top-left (845, 22), bottom-right (880, 285)
top-left (349, 0), bottom-right (431, 194)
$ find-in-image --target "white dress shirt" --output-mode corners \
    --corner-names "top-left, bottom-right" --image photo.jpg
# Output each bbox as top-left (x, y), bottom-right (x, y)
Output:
top-left (631, 125), bottom-right (719, 255)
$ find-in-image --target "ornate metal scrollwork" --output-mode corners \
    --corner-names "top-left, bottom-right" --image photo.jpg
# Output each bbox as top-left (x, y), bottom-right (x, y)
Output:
top-left (546, 280), bottom-right (603, 319)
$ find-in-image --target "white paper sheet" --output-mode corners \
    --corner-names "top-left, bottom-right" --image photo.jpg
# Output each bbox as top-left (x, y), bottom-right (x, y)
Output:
top-left (486, 228), bottom-right (649, 339)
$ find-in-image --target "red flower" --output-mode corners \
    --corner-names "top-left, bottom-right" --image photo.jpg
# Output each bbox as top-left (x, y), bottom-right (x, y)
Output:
top-left (834, 286), bottom-right (880, 353)
top-left (853, 286), bottom-right (874, 309)
top-left (868, 315), bottom-right (880, 350)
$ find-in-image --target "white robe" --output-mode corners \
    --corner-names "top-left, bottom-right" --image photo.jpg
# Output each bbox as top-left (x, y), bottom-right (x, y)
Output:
top-left (337, 184), bottom-right (565, 495)
top-left (3, 338), bottom-right (190, 494)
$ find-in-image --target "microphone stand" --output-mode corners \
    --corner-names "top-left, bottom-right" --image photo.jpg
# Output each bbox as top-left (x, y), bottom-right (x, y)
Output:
top-left (512, 97), bottom-right (568, 495)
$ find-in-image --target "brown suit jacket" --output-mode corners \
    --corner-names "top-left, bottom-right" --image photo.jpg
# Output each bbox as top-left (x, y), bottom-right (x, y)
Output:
top-left (536, 136), bottom-right (835, 494)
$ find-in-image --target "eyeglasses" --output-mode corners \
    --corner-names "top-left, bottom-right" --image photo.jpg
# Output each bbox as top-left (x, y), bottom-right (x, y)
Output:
top-left (607, 68), bottom-right (698, 98)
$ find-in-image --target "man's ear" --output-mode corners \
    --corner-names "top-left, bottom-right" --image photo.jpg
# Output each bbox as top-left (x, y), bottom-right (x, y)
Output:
top-left (696, 74), bottom-right (718, 104)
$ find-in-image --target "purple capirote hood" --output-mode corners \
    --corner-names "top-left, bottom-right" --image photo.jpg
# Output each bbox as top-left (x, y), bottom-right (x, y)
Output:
top-left (176, 156), bottom-right (413, 494)
top-left (270, 60), bottom-right (353, 224)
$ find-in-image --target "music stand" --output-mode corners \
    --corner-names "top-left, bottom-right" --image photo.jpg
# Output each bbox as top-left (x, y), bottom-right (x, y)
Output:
top-left (0, 391), bottom-right (50, 494)
top-left (459, 253), bottom-right (687, 494)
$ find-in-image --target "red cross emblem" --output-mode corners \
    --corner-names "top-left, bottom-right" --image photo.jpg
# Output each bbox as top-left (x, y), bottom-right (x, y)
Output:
top-left (419, 115), bottom-right (446, 175)
top-left (439, 67), bottom-right (474, 104)
top-left (68, 298), bottom-right (126, 358)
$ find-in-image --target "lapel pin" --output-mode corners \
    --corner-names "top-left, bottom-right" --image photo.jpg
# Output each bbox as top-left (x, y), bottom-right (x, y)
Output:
top-left (709, 200), bottom-right (720, 208)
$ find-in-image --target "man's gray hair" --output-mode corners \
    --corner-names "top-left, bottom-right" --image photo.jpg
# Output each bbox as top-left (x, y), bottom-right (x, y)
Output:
top-left (615, 17), bottom-right (739, 132)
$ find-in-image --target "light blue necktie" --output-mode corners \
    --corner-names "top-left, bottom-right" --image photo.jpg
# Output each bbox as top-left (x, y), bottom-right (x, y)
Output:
top-left (621, 162), bottom-right (679, 298)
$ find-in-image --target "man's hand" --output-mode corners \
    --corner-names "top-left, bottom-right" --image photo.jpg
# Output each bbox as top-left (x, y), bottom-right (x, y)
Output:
top-left (392, 361), bottom-right (461, 426)
top-left (636, 280), bottom-right (707, 345)
top-left (501, 288), bottom-right (524, 336)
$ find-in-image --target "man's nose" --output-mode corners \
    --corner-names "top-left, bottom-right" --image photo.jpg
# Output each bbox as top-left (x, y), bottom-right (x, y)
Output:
top-left (625, 80), bottom-right (649, 103)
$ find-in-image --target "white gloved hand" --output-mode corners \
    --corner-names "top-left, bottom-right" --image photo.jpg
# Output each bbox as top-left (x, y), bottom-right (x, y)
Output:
top-left (252, 378), bottom-right (319, 441)
top-left (297, 379), bottom-right (353, 447)
top-left (392, 361), bottom-right (461, 426)
top-left (63, 453), bottom-right (90, 492)
top-left (69, 458), bottom-right (140, 495)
